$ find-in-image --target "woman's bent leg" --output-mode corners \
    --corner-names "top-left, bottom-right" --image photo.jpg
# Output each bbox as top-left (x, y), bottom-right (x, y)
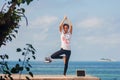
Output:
top-left (51, 49), bottom-right (64, 59)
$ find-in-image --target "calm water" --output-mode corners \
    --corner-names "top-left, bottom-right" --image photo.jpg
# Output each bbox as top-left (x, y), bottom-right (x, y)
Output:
top-left (1, 61), bottom-right (120, 80)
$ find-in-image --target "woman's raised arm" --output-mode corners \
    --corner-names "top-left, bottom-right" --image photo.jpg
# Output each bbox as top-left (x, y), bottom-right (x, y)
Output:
top-left (59, 16), bottom-right (67, 33)
top-left (67, 18), bottom-right (73, 34)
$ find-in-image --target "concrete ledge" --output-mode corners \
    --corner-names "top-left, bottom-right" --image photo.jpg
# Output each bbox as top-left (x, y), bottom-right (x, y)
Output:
top-left (0, 74), bottom-right (100, 80)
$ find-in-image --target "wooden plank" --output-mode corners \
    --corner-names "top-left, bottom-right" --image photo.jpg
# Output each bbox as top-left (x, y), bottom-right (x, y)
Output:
top-left (0, 74), bottom-right (100, 80)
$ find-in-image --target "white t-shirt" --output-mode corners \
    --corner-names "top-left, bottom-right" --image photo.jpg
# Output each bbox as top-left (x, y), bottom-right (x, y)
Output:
top-left (61, 32), bottom-right (72, 50)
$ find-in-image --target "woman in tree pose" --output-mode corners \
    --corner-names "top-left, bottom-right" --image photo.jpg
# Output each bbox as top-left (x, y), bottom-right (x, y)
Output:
top-left (47, 16), bottom-right (73, 76)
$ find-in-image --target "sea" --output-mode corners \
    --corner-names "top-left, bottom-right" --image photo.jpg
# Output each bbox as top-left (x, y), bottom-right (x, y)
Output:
top-left (1, 61), bottom-right (120, 80)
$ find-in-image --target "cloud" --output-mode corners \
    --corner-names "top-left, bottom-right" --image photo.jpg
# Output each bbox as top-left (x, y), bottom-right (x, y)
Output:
top-left (33, 33), bottom-right (48, 42)
top-left (25, 16), bottom-right (58, 42)
top-left (30, 16), bottom-right (58, 29)
top-left (83, 34), bottom-right (120, 45)
top-left (77, 17), bottom-right (103, 29)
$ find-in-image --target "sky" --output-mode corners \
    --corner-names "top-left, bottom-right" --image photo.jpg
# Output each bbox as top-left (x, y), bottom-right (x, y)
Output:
top-left (0, 0), bottom-right (120, 61)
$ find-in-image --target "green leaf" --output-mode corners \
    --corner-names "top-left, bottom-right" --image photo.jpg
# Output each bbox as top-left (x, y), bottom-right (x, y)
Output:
top-left (16, 64), bottom-right (20, 68)
top-left (17, 0), bottom-right (22, 3)
top-left (21, 8), bottom-right (25, 13)
top-left (19, 67), bottom-right (23, 71)
top-left (24, 48), bottom-right (26, 50)
top-left (5, 54), bottom-right (9, 59)
top-left (8, 74), bottom-right (13, 80)
top-left (28, 63), bottom-right (32, 68)
top-left (26, 76), bottom-right (30, 80)
top-left (16, 48), bottom-right (22, 52)
top-left (0, 55), bottom-right (2, 58)
top-left (26, 0), bottom-right (33, 5)
top-left (11, 67), bottom-right (19, 73)
top-left (26, 44), bottom-right (36, 51)
top-left (22, 52), bottom-right (25, 55)
top-left (29, 72), bottom-right (33, 77)
top-left (19, 58), bottom-right (21, 62)
top-left (32, 56), bottom-right (36, 60)
top-left (31, 51), bottom-right (35, 55)
top-left (28, 58), bottom-right (30, 60)
top-left (25, 67), bottom-right (30, 71)
top-left (17, 0), bottom-right (22, 6)
top-left (8, 1), bottom-right (11, 5)
top-left (9, 76), bottom-right (13, 80)
top-left (22, 0), bottom-right (25, 4)
top-left (4, 75), bottom-right (7, 78)
top-left (27, 58), bottom-right (30, 62)
top-left (8, 36), bottom-right (12, 41)
top-left (14, 30), bottom-right (18, 33)
top-left (11, 34), bottom-right (16, 38)
top-left (0, 62), bottom-right (2, 64)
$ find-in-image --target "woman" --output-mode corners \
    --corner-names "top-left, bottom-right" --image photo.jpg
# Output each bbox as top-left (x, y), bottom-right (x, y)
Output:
top-left (47, 16), bottom-right (72, 76)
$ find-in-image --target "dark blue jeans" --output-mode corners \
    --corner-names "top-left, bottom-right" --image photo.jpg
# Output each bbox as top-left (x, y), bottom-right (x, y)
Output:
top-left (51, 48), bottom-right (71, 75)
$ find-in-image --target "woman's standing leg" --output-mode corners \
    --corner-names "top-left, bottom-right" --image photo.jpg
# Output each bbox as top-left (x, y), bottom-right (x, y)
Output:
top-left (51, 49), bottom-right (71, 76)
top-left (63, 50), bottom-right (71, 76)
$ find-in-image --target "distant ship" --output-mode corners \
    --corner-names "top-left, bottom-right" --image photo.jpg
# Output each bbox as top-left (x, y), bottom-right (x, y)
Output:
top-left (99, 58), bottom-right (116, 62)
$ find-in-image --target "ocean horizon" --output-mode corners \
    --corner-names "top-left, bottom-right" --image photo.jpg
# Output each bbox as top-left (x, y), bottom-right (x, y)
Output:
top-left (1, 61), bottom-right (120, 80)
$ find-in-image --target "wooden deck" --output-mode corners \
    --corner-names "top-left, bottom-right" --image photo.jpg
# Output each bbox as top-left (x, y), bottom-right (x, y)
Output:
top-left (0, 74), bottom-right (100, 80)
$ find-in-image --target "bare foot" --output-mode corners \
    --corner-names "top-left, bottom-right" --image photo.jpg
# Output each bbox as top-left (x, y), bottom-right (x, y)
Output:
top-left (63, 73), bottom-right (66, 77)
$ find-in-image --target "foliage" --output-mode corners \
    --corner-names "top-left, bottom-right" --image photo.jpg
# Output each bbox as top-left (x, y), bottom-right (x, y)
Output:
top-left (0, 54), bottom-right (13, 80)
top-left (11, 44), bottom-right (36, 79)
top-left (0, 0), bottom-right (36, 79)
top-left (0, 44), bottom-right (36, 80)
top-left (0, 0), bottom-right (33, 47)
